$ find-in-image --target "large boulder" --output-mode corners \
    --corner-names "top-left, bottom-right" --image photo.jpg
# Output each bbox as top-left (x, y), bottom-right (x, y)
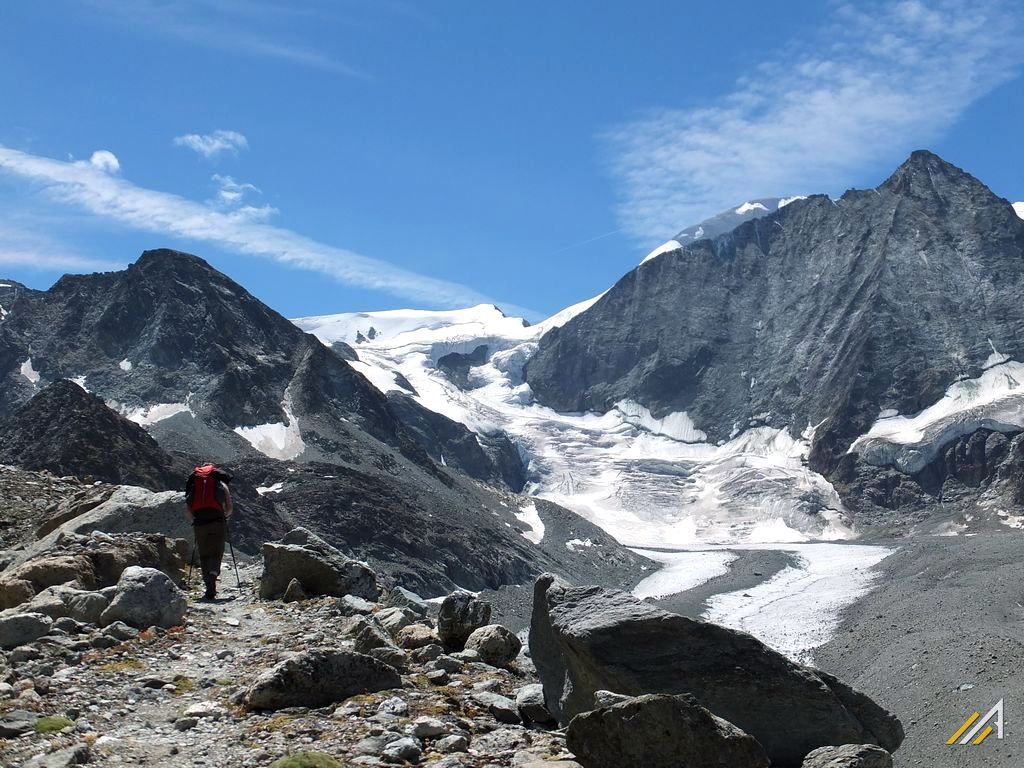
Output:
top-left (530, 574), bottom-right (903, 768)
top-left (243, 649), bottom-right (401, 710)
top-left (567, 693), bottom-right (770, 768)
top-left (99, 566), bottom-right (187, 629)
top-left (24, 585), bottom-right (110, 624)
top-left (437, 592), bottom-right (491, 648)
top-left (464, 624), bottom-right (522, 667)
top-left (260, 528), bottom-right (378, 601)
top-left (0, 612), bottom-right (53, 649)
top-left (802, 744), bottom-right (894, 768)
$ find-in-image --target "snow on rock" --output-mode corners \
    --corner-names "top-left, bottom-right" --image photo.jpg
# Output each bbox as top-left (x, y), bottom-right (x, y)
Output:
top-left (565, 538), bottom-right (594, 551)
top-left (0, 303), bottom-right (7, 321)
top-left (256, 481), bottom-right (285, 496)
top-left (234, 397), bottom-right (305, 461)
top-left (513, 502), bottom-right (545, 544)
top-left (631, 549), bottom-right (737, 599)
top-left (777, 195), bottom-right (808, 208)
top-left (850, 360), bottom-right (1024, 473)
top-left (640, 240), bottom-right (682, 265)
top-left (703, 542), bottom-right (892, 662)
top-left (119, 359), bottom-right (133, 371)
top-left (123, 402), bottom-right (193, 426)
top-left (19, 358), bottom-right (40, 385)
top-left (70, 376), bottom-right (89, 392)
top-left (1013, 201), bottom-right (1024, 219)
top-left (735, 202), bottom-right (769, 214)
top-left (615, 400), bottom-right (707, 443)
top-left (348, 359), bottom-right (404, 394)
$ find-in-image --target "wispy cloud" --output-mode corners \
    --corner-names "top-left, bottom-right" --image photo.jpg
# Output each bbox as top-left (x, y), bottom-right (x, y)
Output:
top-left (174, 130), bottom-right (249, 159)
top-left (210, 174), bottom-right (278, 221)
top-left (84, 0), bottom-right (368, 77)
top-left (0, 145), bottom-right (524, 313)
top-left (608, 0), bottom-right (1024, 241)
top-left (0, 223), bottom-right (125, 272)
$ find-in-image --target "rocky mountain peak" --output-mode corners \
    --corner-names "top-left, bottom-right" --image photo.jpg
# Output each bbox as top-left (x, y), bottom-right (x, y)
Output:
top-left (877, 149), bottom-right (994, 204)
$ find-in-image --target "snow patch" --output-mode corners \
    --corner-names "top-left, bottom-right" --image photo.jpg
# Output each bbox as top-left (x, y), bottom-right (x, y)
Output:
top-left (123, 402), bottom-right (193, 426)
top-left (640, 240), bottom-right (682, 265)
top-left (777, 196), bottom-right (808, 208)
top-left (0, 283), bottom-right (11, 287)
top-left (735, 202), bottom-right (769, 214)
top-left (615, 400), bottom-right (707, 443)
top-left (1013, 202), bottom-right (1024, 220)
top-left (704, 543), bottom-right (892, 662)
top-left (0, 303), bottom-right (7, 320)
top-left (256, 481), bottom-right (285, 496)
top-left (513, 502), bottom-right (545, 544)
top-left (565, 538), bottom-right (594, 551)
top-left (349, 359), bottom-right (403, 393)
top-left (233, 398), bottom-right (306, 460)
top-left (20, 358), bottom-right (40, 384)
top-left (631, 549), bottom-right (737, 599)
top-left (70, 376), bottom-right (88, 391)
top-left (851, 360), bottom-right (1024, 473)
top-left (119, 359), bottom-right (133, 372)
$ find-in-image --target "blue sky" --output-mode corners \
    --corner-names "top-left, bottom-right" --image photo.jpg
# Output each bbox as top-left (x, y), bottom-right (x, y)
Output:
top-left (1, 0), bottom-right (1022, 321)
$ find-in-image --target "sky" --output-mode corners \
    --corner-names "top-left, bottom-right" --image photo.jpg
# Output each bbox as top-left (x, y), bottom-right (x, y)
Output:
top-left (1, 0), bottom-right (1022, 322)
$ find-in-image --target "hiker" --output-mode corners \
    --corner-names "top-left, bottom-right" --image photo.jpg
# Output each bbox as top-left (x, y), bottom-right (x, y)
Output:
top-left (185, 463), bottom-right (234, 600)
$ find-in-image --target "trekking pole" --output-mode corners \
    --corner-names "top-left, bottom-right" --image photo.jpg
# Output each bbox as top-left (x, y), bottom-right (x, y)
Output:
top-left (187, 540), bottom-right (197, 588)
top-left (226, 519), bottom-right (243, 593)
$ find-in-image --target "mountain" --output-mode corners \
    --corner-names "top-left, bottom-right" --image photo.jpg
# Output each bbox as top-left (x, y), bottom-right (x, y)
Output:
top-left (525, 151), bottom-right (1024, 530)
top-left (0, 250), bottom-right (648, 593)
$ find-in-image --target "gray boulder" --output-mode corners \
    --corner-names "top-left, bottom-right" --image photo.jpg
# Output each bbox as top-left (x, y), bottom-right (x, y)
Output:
top-left (530, 574), bottom-right (903, 768)
top-left (567, 693), bottom-right (769, 768)
top-left (27, 585), bottom-right (109, 625)
top-left (0, 612), bottom-right (53, 649)
top-left (24, 744), bottom-right (92, 768)
top-left (437, 592), bottom-right (491, 648)
top-left (386, 586), bottom-right (430, 617)
top-left (464, 624), bottom-right (522, 667)
top-left (244, 649), bottom-right (401, 710)
top-left (471, 690), bottom-right (521, 724)
top-left (260, 527), bottom-right (378, 601)
top-left (347, 615), bottom-right (398, 655)
top-left (375, 606), bottom-right (416, 636)
top-left (516, 683), bottom-right (554, 723)
top-left (0, 709), bottom-right (39, 737)
top-left (802, 744), bottom-right (894, 768)
top-left (99, 566), bottom-right (186, 629)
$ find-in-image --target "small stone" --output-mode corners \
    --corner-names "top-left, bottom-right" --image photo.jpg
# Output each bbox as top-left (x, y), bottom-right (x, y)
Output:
top-left (23, 743), bottom-right (91, 768)
top-left (173, 717), bottom-right (198, 731)
top-left (516, 684), bottom-right (554, 723)
top-left (471, 691), bottom-right (521, 724)
top-left (381, 736), bottom-right (422, 764)
top-left (338, 595), bottom-right (377, 616)
top-left (410, 716), bottom-right (448, 738)
top-left (428, 655), bottom-right (464, 674)
top-left (222, 617), bottom-right (240, 627)
top-left (435, 734), bottom-right (469, 753)
top-left (426, 670), bottom-right (449, 686)
top-left (377, 696), bottom-right (409, 716)
top-left (0, 709), bottom-right (38, 737)
top-left (103, 621), bottom-right (139, 641)
top-left (395, 624), bottom-right (438, 650)
top-left (410, 643), bottom-right (443, 663)
top-left (183, 701), bottom-right (228, 719)
top-left (593, 690), bottom-right (632, 709)
top-left (282, 578), bottom-right (308, 603)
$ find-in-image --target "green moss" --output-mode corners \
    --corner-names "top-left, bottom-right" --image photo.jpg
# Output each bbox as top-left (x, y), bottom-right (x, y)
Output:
top-left (173, 677), bottom-right (194, 695)
top-left (268, 752), bottom-right (343, 768)
top-left (35, 715), bottom-right (74, 733)
top-left (95, 658), bottom-right (145, 674)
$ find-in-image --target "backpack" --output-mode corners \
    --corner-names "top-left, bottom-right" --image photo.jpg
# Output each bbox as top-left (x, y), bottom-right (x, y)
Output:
top-left (185, 464), bottom-right (233, 514)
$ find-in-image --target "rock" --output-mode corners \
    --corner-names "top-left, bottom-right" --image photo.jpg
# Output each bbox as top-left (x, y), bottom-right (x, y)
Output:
top-left (377, 696), bottom-right (409, 716)
top-left (99, 566), bottom-right (186, 629)
top-left (801, 744), bottom-right (894, 768)
top-left (410, 716), bottom-right (448, 738)
top-left (260, 528), bottom-right (378, 601)
top-left (386, 586), bottom-right (429, 617)
top-left (450, 648), bottom-right (480, 663)
top-left (593, 690), bottom-right (632, 709)
top-left (368, 646), bottom-right (408, 672)
top-left (0, 612), bottom-right (53, 649)
top-left (337, 594), bottom-right (376, 616)
top-left (183, 700), bottom-right (228, 719)
top-left (103, 621), bottom-right (139, 641)
top-left (567, 693), bottom-right (769, 768)
top-left (381, 736), bottom-right (422, 764)
top-left (426, 670), bottom-right (449, 685)
top-left (244, 649), bottom-right (401, 710)
top-left (375, 606), bottom-right (415, 636)
top-left (471, 691), bottom-right (521, 724)
top-left (516, 684), bottom-right (554, 723)
top-left (0, 708), bottom-right (38, 737)
top-left (530, 574), bottom-right (904, 767)
top-left (396, 623), bottom-right (439, 650)
top-left (349, 615), bottom-right (397, 655)
top-left (0, 579), bottom-right (36, 611)
top-left (427, 655), bottom-right (463, 674)
top-left (464, 624), bottom-right (522, 667)
top-left (437, 592), bottom-right (491, 649)
top-left (23, 744), bottom-right (91, 768)
top-left (410, 642), bottom-right (443, 663)
top-left (435, 734), bottom-right (469, 753)
top-left (282, 578), bottom-right (308, 603)
top-left (173, 717), bottom-right (198, 731)
top-left (354, 730), bottom-right (404, 756)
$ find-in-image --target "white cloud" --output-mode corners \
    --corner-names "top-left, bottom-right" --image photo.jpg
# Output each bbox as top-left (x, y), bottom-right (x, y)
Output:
top-left (174, 130), bottom-right (249, 159)
top-left (0, 223), bottom-right (125, 272)
top-left (607, 0), bottom-right (1024, 241)
top-left (0, 145), bottom-right (521, 312)
top-left (88, 150), bottom-right (120, 173)
top-left (211, 173), bottom-right (259, 204)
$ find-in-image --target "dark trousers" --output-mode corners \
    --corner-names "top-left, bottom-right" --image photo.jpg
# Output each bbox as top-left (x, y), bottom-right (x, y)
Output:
top-left (193, 516), bottom-right (226, 583)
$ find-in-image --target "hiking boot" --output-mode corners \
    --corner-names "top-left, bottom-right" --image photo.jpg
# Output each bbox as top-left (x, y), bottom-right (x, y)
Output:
top-left (203, 576), bottom-right (217, 601)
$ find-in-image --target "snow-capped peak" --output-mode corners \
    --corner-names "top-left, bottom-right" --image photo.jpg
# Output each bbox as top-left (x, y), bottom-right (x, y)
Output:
top-left (735, 201), bottom-right (769, 215)
top-left (1013, 201), bottom-right (1023, 220)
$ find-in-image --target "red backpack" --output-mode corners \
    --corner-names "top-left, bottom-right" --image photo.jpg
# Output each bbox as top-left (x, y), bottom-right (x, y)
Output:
top-left (186, 464), bottom-right (231, 513)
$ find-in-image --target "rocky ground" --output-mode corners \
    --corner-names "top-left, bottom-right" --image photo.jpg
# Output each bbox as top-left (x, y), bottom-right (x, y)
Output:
top-left (0, 561), bottom-right (578, 768)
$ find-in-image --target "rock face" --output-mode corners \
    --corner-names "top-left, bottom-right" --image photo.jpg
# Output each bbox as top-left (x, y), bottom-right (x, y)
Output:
top-left (0, 380), bottom-right (186, 490)
top-left (566, 693), bottom-right (770, 768)
top-left (99, 566), bottom-right (187, 629)
top-left (524, 152), bottom-right (1024, 520)
top-left (530, 575), bottom-right (903, 767)
top-left (802, 744), bottom-right (894, 768)
top-left (243, 649), bottom-right (401, 710)
top-left (259, 527), bottom-right (378, 600)
top-left (437, 593), bottom-right (492, 648)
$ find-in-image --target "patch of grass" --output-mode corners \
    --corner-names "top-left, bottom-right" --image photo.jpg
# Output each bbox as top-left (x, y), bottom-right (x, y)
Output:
top-left (254, 715), bottom-right (296, 733)
top-left (94, 658), bottom-right (145, 674)
top-left (34, 716), bottom-right (74, 734)
top-left (214, 678), bottom-right (233, 686)
top-left (269, 753), bottom-right (343, 768)
top-left (173, 677), bottom-right (194, 696)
